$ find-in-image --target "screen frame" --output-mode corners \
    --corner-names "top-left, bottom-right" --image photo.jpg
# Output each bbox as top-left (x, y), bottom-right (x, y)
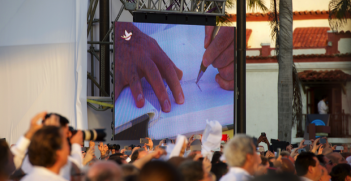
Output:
top-left (112, 21), bottom-right (236, 141)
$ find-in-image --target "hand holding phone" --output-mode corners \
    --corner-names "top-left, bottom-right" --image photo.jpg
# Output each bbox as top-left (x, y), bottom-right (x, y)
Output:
top-left (320, 138), bottom-right (327, 144)
top-left (140, 138), bottom-right (148, 144)
top-left (124, 150), bottom-right (132, 156)
top-left (194, 135), bottom-right (201, 140)
top-left (304, 140), bottom-right (312, 145)
top-left (298, 148), bottom-right (306, 154)
top-left (335, 146), bottom-right (344, 151)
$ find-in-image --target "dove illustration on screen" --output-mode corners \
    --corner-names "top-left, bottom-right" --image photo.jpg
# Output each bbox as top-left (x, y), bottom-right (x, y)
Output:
top-left (121, 30), bottom-right (132, 41)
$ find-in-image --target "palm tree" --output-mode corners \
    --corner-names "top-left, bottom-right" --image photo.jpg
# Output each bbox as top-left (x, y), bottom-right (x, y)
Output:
top-left (217, 0), bottom-right (269, 25)
top-left (328, 0), bottom-right (351, 31)
top-left (219, 0), bottom-right (298, 141)
top-left (277, 0), bottom-right (293, 142)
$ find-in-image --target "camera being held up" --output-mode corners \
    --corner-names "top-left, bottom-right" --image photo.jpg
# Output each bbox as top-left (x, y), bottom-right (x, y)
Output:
top-left (43, 113), bottom-right (106, 141)
top-left (69, 126), bottom-right (106, 141)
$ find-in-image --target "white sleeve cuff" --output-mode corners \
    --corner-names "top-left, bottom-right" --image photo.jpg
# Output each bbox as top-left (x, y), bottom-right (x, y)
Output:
top-left (71, 143), bottom-right (82, 154)
top-left (12, 136), bottom-right (30, 153)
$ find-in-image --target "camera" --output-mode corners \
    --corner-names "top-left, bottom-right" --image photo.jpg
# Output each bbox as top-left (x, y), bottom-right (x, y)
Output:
top-left (69, 126), bottom-right (106, 141)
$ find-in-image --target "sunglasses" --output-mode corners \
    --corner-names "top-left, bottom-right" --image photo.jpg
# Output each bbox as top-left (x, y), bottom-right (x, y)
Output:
top-left (328, 160), bottom-right (333, 165)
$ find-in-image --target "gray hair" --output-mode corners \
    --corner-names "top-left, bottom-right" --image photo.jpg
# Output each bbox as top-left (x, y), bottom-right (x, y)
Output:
top-left (223, 134), bottom-right (254, 167)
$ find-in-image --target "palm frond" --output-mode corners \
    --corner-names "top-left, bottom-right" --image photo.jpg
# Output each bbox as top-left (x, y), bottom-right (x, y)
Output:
top-left (247, 0), bottom-right (269, 12)
top-left (328, 0), bottom-right (351, 31)
top-left (292, 63), bottom-right (302, 127)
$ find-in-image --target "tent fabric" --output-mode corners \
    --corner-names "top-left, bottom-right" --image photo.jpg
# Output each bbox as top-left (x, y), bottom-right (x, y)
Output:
top-left (0, 0), bottom-right (88, 144)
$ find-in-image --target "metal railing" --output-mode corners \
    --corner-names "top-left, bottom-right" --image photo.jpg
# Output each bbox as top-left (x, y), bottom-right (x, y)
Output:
top-left (296, 113), bottom-right (351, 138)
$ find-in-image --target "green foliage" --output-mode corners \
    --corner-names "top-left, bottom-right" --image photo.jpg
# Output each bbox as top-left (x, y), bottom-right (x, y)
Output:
top-left (328, 0), bottom-right (351, 31)
top-left (216, 0), bottom-right (269, 25)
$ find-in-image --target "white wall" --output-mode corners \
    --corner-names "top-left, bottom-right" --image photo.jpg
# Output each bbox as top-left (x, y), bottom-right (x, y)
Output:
top-left (271, 48), bottom-right (327, 56)
top-left (246, 64), bottom-right (279, 147)
top-left (247, 50), bottom-right (260, 56)
top-left (339, 38), bottom-right (351, 54)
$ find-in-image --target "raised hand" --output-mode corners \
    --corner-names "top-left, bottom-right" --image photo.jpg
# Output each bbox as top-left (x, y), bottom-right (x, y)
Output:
top-left (25, 112), bottom-right (47, 140)
top-left (203, 157), bottom-right (212, 173)
top-left (145, 137), bottom-right (154, 149)
top-left (70, 131), bottom-right (83, 145)
top-left (298, 139), bottom-right (307, 149)
top-left (83, 147), bottom-right (95, 166)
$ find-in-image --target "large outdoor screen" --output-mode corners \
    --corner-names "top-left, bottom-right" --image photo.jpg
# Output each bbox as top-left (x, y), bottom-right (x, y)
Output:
top-left (114, 22), bottom-right (234, 140)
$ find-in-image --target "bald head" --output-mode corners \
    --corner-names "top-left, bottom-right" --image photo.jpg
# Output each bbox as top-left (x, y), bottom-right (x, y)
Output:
top-left (86, 161), bottom-right (123, 181)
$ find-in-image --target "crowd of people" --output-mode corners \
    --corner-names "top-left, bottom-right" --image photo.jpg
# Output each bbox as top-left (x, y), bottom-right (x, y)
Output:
top-left (1, 112), bottom-right (351, 181)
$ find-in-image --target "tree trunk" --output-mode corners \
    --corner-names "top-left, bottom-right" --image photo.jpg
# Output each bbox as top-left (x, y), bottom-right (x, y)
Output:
top-left (278, 0), bottom-right (293, 142)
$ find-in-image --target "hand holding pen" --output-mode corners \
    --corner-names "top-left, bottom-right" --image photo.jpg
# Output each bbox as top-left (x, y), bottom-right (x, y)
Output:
top-left (199, 26), bottom-right (235, 90)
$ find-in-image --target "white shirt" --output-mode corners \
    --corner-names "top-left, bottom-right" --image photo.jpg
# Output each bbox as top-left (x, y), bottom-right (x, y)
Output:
top-left (300, 176), bottom-right (313, 181)
top-left (318, 100), bottom-right (328, 114)
top-left (11, 136), bottom-right (82, 180)
top-left (20, 166), bottom-right (68, 181)
top-left (219, 167), bottom-right (252, 181)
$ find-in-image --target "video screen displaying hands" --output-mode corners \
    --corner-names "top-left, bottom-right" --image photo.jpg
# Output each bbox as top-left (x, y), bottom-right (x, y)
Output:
top-left (114, 22), bottom-right (234, 140)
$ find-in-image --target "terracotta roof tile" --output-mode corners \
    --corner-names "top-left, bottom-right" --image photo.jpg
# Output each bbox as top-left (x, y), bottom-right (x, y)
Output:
top-left (293, 27), bottom-right (330, 48)
top-left (298, 70), bottom-right (351, 82)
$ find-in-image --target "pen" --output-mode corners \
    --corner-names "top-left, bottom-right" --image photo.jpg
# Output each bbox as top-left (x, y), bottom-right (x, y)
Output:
top-left (196, 26), bottom-right (220, 84)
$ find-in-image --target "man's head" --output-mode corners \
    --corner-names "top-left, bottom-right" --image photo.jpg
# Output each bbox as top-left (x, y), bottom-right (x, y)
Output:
top-left (326, 152), bottom-right (347, 167)
top-left (330, 164), bottom-right (351, 181)
top-left (121, 164), bottom-right (139, 178)
top-left (179, 160), bottom-right (204, 181)
top-left (281, 151), bottom-right (295, 164)
top-left (223, 134), bottom-right (261, 175)
top-left (167, 156), bottom-right (187, 168)
top-left (279, 158), bottom-right (295, 174)
top-left (0, 140), bottom-right (15, 181)
top-left (295, 152), bottom-right (322, 181)
top-left (211, 162), bottom-right (228, 181)
top-left (44, 113), bottom-right (69, 137)
top-left (322, 95), bottom-right (328, 101)
top-left (138, 160), bottom-right (183, 181)
top-left (86, 161), bottom-right (123, 181)
top-left (320, 166), bottom-right (331, 181)
top-left (130, 148), bottom-right (147, 162)
top-left (317, 154), bottom-right (333, 174)
top-left (28, 126), bottom-right (69, 169)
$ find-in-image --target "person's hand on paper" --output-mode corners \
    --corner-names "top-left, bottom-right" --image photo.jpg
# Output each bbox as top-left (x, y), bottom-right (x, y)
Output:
top-left (203, 26), bottom-right (234, 90)
top-left (115, 23), bottom-right (184, 113)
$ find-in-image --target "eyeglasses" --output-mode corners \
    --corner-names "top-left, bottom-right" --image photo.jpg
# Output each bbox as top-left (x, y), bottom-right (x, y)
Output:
top-left (328, 160), bottom-right (333, 165)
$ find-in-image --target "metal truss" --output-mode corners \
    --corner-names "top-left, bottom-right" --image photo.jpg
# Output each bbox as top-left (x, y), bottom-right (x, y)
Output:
top-left (134, 0), bottom-right (225, 16)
